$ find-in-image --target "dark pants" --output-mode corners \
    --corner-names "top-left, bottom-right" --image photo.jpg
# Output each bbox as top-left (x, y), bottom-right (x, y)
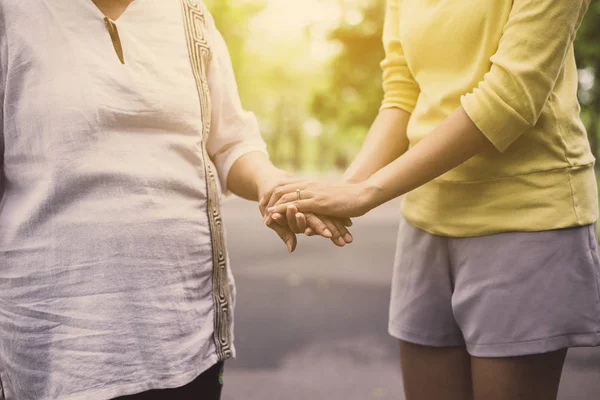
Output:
top-left (113, 362), bottom-right (224, 400)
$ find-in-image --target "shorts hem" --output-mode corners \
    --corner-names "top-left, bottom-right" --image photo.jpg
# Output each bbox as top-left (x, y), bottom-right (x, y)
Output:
top-left (466, 331), bottom-right (600, 358)
top-left (389, 322), bottom-right (600, 358)
top-left (388, 321), bottom-right (465, 348)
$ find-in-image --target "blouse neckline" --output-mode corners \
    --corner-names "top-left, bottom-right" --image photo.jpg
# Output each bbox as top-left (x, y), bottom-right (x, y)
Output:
top-left (86, 0), bottom-right (140, 23)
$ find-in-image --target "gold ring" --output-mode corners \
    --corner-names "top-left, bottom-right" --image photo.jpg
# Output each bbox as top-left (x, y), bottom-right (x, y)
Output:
top-left (296, 189), bottom-right (301, 201)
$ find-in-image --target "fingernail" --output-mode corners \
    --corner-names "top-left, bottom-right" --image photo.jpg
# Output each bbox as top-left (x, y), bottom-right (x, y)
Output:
top-left (268, 207), bottom-right (275, 212)
top-left (286, 240), bottom-right (293, 252)
top-left (323, 229), bottom-right (333, 238)
top-left (344, 233), bottom-right (353, 243)
top-left (337, 237), bottom-right (346, 246)
top-left (273, 214), bottom-right (280, 220)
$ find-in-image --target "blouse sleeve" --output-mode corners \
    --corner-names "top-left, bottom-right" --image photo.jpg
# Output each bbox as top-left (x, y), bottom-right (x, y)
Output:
top-left (461, 0), bottom-right (591, 152)
top-left (380, 0), bottom-right (420, 113)
top-left (204, 11), bottom-right (268, 194)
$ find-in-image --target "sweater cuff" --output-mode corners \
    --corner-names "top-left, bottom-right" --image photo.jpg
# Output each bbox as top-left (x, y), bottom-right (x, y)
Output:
top-left (461, 84), bottom-right (533, 152)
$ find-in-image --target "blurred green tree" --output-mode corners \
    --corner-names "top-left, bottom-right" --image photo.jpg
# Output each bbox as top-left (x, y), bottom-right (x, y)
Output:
top-left (575, 2), bottom-right (600, 160)
top-left (311, 1), bottom-right (385, 170)
top-left (205, 0), bottom-right (325, 170)
top-left (203, 0), bottom-right (266, 101)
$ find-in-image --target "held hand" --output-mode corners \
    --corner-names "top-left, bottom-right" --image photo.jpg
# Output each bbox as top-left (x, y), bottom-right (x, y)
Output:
top-left (263, 179), bottom-right (373, 219)
top-left (258, 178), bottom-right (354, 247)
top-left (258, 178), bottom-right (354, 251)
top-left (258, 200), bottom-right (298, 253)
top-left (271, 206), bottom-right (353, 247)
top-left (257, 175), bottom-right (302, 253)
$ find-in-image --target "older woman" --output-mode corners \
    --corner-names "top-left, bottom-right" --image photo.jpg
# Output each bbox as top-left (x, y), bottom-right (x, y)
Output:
top-left (0, 1), bottom-right (351, 399)
top-left (265, 0), bottom-right (600, 399)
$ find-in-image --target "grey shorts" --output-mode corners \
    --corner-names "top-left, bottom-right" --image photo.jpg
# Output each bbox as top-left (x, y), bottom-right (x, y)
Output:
top-left (389, 217), bottom-right (600, 357)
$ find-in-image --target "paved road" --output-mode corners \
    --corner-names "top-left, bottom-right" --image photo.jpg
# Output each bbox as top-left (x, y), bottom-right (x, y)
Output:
top-left (220, 197), bottom-right (600, 400)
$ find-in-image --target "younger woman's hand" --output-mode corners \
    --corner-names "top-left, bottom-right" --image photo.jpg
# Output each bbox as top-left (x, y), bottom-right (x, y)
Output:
top-left (263, 179), bottom-right (374, 219)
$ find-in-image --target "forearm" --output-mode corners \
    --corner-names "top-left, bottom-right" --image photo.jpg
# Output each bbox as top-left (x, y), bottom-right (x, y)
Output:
top-left (227, 152), bottom-right (288, 201)
top-left (364, 107), bottom-right (496, 208)
top-left (343, 108), bottom-right (411, 183)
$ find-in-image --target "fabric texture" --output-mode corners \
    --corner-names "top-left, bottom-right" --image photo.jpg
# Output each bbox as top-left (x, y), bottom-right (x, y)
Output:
top-left (380, 0), bottom-right (597, 237)
top-left (389, 217), bottom-right (600, 357)
top-left (0, 0), bottom-right (266, 399)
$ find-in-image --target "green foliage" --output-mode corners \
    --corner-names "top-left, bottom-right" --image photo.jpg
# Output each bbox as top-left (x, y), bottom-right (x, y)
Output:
top-left (203, 0), bottom-right (265, 71)
top-left (311, 2), bottom-right (385, 169)
top-left (205, 0), bottom-right (328, 170)
top-left (575, 3), bottom-right (600, 159)
top-left (203, 0), bottom-right (266, 103)
top-left (312, 3), bottom-right (384, 130)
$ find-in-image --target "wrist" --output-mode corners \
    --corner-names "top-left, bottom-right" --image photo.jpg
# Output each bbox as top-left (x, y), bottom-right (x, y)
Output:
top-left (359, 176), bottom-right (385, 211)
top-left (343, 175), bottom-right (361, 184)
top-left (343, 169), bottom-right (367, 184)
top-left (256, 166), bottom-right (290, 198)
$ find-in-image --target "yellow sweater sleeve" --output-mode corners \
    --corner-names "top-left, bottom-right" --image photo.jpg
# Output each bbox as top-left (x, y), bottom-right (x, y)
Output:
top-left (380, 0), bottom-right (420, 113)
top-left (461, 0), bottom-right (590, 152)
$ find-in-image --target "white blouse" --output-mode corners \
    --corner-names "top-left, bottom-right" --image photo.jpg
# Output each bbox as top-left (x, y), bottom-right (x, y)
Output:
top-left (0, 1), bottom-right (266, 399)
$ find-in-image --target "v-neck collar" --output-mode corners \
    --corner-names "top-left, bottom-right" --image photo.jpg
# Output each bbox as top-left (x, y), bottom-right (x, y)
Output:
top-left (83, 1), bottom-right (141, 65)
top-left (87, 0), bottom-right (139, 22)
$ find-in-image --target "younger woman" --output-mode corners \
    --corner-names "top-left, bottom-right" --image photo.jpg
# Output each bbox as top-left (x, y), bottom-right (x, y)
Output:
top-left (264, 1), bottom-right (600, 399)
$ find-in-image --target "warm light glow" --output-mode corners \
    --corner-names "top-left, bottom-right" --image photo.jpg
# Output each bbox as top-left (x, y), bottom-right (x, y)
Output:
top-left (245, 0), bottom-right (345, 69)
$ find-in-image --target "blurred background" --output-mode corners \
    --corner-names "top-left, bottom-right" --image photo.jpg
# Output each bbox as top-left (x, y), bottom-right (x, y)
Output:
top-left (202, 1), bottom-right (600, 399)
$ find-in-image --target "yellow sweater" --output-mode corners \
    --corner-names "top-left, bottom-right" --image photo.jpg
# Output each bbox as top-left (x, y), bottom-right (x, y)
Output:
top-left (381, 0), bottom-right (597, 237)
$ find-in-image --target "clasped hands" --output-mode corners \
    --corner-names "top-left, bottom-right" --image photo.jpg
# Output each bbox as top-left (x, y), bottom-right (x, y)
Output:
top-left (258, 177), bottom-right (374, 252)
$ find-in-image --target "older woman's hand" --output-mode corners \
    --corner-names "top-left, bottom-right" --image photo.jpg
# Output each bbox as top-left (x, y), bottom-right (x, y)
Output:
top-left (269, 205), bottom-right (353, 247)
